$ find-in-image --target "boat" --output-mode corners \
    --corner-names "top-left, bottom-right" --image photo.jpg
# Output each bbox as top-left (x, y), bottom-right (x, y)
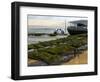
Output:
top-left (67, 20), bottom-right (87, 35)
top-left (53, 29), bottom-right (64, 35)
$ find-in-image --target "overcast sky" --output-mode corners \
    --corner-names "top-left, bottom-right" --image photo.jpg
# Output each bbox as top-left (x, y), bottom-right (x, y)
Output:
top-left (28, 15), bottom-right (88, 28)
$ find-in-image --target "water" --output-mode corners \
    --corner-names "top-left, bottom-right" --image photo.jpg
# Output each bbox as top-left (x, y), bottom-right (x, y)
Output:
top-left (28, 35), bottom-right (68, 44)
top-left (28, 26), bottom-right (68, 34)
top-left (28, 26), bottom-right (69, 44)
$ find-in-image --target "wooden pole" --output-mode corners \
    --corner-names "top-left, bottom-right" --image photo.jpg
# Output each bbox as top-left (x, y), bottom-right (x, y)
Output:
top-left (65, 20), bottom-right (66, 33)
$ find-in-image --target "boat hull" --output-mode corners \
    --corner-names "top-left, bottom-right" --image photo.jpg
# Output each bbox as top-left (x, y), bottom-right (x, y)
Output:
top-left (67, 27), bottom-right (87, 35)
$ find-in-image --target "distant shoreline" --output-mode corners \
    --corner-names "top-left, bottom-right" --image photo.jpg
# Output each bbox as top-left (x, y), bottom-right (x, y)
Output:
top-left (28, 33), bottom-right (68, 36)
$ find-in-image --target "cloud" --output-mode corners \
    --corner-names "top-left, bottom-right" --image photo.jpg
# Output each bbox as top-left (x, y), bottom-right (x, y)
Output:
top-left (28, 15), bottom-right (88, 27)
top-left (28, 19), bottom-right (65, 27)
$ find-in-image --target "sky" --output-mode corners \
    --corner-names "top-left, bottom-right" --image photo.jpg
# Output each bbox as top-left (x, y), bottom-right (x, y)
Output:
top-left (28, 15), bottom-right (88, 28)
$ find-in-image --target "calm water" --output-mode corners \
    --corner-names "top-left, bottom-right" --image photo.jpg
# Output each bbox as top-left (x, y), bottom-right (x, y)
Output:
top-left (28, 35), bottom-right (68, 44)
top-left (28, 26), bottom-right (68, 34)
top-left (28, 26), bottom-right (68, 44)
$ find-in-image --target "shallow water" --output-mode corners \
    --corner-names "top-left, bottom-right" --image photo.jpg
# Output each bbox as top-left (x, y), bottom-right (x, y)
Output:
top-left (28, 35), bottom-right (68, 44)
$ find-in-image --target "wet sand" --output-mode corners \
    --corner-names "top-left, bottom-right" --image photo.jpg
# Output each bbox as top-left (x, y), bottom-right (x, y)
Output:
top-left (28, 58), bottom-right (48, 66)
top-left (28, 58), bottom-right (39, 64)
top-left (63, 51), bottom-right (88, 65)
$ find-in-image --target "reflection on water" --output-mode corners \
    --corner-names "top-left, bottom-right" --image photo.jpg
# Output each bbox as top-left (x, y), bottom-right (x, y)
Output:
top-left (28, 35), bottom-right (68, 44)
